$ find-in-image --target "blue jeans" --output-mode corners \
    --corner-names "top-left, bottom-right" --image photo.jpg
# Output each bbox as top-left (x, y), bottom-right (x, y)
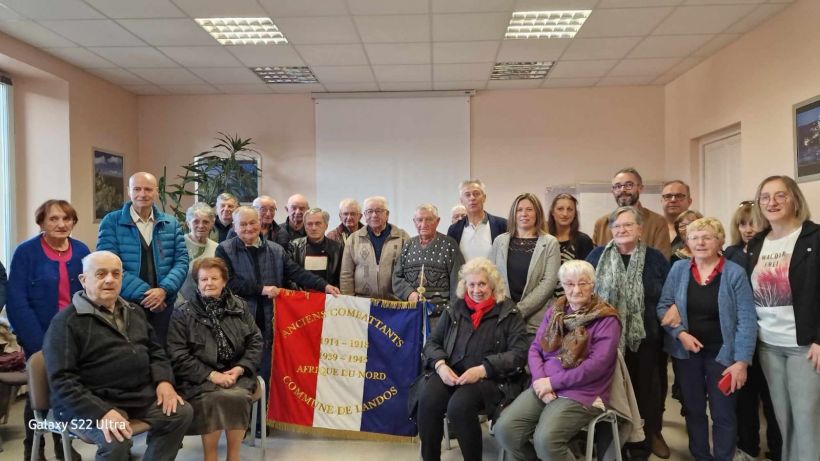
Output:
top-left (673, 347), bottom-right (736, 461)
top-left (758, 342), bottom-right (820, 461)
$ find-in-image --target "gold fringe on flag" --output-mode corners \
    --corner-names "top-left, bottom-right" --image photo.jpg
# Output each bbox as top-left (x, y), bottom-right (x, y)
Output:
top-left (268, 421), bottom-right (417, 443)
top-left (371, 298), bottom-right (418, 310)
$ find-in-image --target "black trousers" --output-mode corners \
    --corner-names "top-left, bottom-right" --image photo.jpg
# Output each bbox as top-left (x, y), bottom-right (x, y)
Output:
top-left (736, 349), bottom-right (782, 460)
top-left (417, 373), bottom-right (495, 461)
top-left (624, 338), bottom-right (662, 456)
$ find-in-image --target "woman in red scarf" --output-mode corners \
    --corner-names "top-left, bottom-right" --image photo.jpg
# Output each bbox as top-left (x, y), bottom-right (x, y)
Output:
top-left (416, 257), bottom-right (529, 461)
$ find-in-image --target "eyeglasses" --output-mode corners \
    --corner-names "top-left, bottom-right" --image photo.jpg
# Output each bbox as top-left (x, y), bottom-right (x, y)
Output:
top-left (687, 235), bottom-right (718, 242)
top-left (562, 281), bottom-right (593, 290)
top-left (413, 217), bottom-right (437, 224)
top-left (611, 222), bottom-right (637, 231)
top-left (758, 192), bottom-right (788, 206)
top-left (611, 182), bottom-right (636, 192)
top-left (364, 208), bottom-right (386, 216)
top-left (255, 206), bottom-right (276, 213)
top-left (662, 193), bottom-right (688, 201)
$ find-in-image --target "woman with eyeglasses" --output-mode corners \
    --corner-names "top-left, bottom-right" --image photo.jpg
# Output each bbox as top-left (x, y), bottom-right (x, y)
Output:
top-left (671, 210), bottom-right (704, 263)
top-left (657, 218), bottom-right (757, 461)
top-left (547, 193), bottom-right (594, 299)
top-left (586, 206), bottom-right (670, 461)
top-left (746, 175), bottom-right (820, 461)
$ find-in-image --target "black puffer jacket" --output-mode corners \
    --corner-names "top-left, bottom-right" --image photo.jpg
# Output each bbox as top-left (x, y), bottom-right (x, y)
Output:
top-left (167, 292), bottom-right (263, 400)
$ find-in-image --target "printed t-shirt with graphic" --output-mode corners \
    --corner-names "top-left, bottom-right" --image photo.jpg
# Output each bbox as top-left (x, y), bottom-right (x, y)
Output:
top-left (751, 226), bottom-right (801, 347)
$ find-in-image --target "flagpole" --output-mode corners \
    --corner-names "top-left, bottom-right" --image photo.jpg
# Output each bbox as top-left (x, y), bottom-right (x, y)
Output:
top-left (416, 264), bottom-right (427, 343)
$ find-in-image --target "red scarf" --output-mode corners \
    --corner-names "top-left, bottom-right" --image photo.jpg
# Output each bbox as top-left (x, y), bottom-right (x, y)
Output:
top-left (464, 294), bottom-right (496, 329)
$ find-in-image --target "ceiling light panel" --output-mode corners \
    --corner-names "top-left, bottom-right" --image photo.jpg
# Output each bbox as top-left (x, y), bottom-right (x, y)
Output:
top-left (195, 18), bottom-right (287, 45)
top-left (251, 66), bottom-right (318, 84)
top-left (490, 61), bottom-right (552, 80)
top-left (505, 10), bottom-right (591, 39)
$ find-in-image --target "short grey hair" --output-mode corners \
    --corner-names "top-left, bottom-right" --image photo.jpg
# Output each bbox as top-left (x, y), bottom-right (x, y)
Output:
top-left (338, 198), bottom-right (361, 212)
top-left (216, 192), bottom-right (238, 206)
top-left (662, 180), bottom-right (691, 196)
top-left (186, 202), bottom-right (216, 223)
top-left (558, 260), bottom-right (596, 284)
top-left (608, 206), bottom-right (643, 227)
top-left (305, 208), bottom-right (330, 224)
top-left (613, 167), bottom-right (643, 185)
top-left (232, 205), bottom-right (258, 223)
top-left (363, 196), bottom-right (389, 211)
top-left (415, 203), bottom-right (439, 218)
top-left (82, 251), bottom-right (122, 273)
top-left (459, 179), bottom-right (486, 195)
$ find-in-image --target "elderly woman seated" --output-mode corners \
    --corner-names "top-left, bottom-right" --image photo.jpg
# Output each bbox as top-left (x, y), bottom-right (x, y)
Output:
top-left (167, 257), bottom-right (263, 461)
top-left (494, 260), bottom-right (622, 461)
top-left (416, 257), bottom-right (529, 461)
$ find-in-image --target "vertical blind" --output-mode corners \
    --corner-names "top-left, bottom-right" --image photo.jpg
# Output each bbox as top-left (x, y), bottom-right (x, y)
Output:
top-left (0, 76), bottom-right (15, 263)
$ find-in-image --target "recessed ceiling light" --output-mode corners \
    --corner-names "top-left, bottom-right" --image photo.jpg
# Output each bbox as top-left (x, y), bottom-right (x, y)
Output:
top-left (505, 10), bottom-right (591, 39)
top-left (251, 66), bottom-right (318, 84)
top-left (195, 17), bottom-right (288, 45)
top-left (490, 62), bottom-right (553, 80)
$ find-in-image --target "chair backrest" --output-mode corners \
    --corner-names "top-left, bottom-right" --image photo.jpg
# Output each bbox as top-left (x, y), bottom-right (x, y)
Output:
top-left (27, 351), bottom-right (50, 412)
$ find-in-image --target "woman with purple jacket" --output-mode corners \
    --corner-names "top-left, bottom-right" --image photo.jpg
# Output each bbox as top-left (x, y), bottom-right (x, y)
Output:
top-left (494, 260), bottom-right (621, 461)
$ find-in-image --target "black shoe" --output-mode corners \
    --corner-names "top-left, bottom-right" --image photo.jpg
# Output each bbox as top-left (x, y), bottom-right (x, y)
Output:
top-left (54, 440), bottom-right (82, 461)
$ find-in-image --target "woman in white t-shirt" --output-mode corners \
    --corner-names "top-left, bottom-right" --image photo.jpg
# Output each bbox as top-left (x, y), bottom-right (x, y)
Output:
top-left (746, 175), bottom-right (820, 461)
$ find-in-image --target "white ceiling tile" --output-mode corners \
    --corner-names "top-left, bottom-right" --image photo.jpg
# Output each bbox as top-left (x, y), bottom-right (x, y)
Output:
top-left (434, 80), bottom-right (487, 90)
top-left (130, 67), bottom-right (205, 85)
top-left (270, 83), bottom-right (325, 93)
top-left (226, 45), bottom-right (306, 67)
top-left (87, 46), bottom-right (178, 67)
top-left (88, 67), bottom-right (149, 85)
top-left (433, 41), bottom-right (500, 63)
top-left (378, 82), bottom-right (433, 91)
top-left (0, 5), bottom-right (22, 20)
top-left (121, 84), bottom-right (169, 95)
top-left (607, 57), bottom-right (680, 76)
top-left (38, 19), bottom-right (144, 47)
top-left (189, 67), bottom-right (260, 84)
top-left (296, 44), bottom-right (369, 66)
top-left (157, 46), bottom-right (243, 67)
top-left (683, 0), bottom-right (764, 5)
top-left (486, 79), bottom-right (543, 89)
top-left (171, 0), bottom-right (267, 18)
top-left (84, 0), bottom-right (186, 19)
top-left (373, 64), bottom-right (431, 82)
top-left (628, 34), bottom-right (714, 58)
top-left (275, 17), bottom-right (360, 45)
top-left (118, 19), bottom-right (216, 46)
top-left (354, 15), bottom-right (430, 43)
top-left (159, 84), bottom-right (221, 94)
top-left (347, 0), bottom-right (429, 15)
top-left (597, 75), bottom-right (657, 85)
top-left (434, 63), bottom-right (492, 81)
top-left (258, 0), bottom-right (349, 17)
top-left (653, 5), bottom-right (758, 35)
top-left (311, 65), bottom-right (374, 83)
top-left (576, 7), bottom-right (673, 38)
top-left (215, 83), bottom-right (273, 94)
top-left (0, 21), bottom-right (77, 47)
top-left (561, 37), bottom-right (642, 60)
top-left (1, 0), bottom-right (104, 20)
top-left (496, 38), bottom-right (571, 61)
top-left (433, 0), bottom-right (514, 13)
top-left (724, 3), bottom-right (788, 34)
top-left (365, 43), bottom-right (430, 65)
top-left (323, 82), bottom-right (380, 92)
top-left (44, 47), bottom-right (115, 68)
top-left (691, 33), bottom-right (741, 57)
top-left (541, 77), bottom-right (601, 87)
top-left (433, 13), bottom-right (510, 41)
top-left (514, 0), bottom-right (598, 10)
top-left (597, 0), bottom-right (683, 6)
top-left (549, 60), bottom-right (617, 78)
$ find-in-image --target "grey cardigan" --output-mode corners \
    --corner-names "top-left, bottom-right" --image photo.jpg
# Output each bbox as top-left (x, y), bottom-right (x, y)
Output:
top-left (490, 232), bottom-right (561, 333)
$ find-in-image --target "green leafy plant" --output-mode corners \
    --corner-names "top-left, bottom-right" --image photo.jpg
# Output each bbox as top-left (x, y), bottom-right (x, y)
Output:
top-left (158, 132), bottom-right (261, 227)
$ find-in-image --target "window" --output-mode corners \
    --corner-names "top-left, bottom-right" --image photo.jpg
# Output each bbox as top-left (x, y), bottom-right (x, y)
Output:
top-left (0, 74), bottom-right (14, 264)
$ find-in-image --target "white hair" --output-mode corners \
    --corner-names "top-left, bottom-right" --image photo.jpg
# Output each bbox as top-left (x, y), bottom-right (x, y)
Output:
top-left (363, 196), bottom-right (389, 211)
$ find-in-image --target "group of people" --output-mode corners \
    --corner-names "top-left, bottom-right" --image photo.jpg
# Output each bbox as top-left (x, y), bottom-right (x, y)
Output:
top-left (0, 167), bottom-right (816, 461)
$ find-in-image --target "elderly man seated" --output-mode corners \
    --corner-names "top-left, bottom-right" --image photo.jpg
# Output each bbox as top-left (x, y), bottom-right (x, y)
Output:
top-left (43, 251), bottom-right (193, 461)
top-left (393, 204), bottom-right (464, 322)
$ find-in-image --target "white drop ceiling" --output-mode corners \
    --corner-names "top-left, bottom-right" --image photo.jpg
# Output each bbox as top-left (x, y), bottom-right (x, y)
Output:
top-left (0, 0), bottom-right (795, 95)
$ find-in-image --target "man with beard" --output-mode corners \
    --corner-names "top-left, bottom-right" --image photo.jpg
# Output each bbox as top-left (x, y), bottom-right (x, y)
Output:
top-left (592, 167), bottom-right (672, 259)
top-left (660, 180), bottom-right (693, 252)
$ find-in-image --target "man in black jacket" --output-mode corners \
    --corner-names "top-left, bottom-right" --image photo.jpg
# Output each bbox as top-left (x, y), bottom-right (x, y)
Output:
top-left (43, 251), bottom-right (192, 461)
top-left (289, 208), bottom-right (342, 287)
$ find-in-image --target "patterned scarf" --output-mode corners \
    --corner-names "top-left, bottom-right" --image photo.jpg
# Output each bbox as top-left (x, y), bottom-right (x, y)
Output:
top-left (198, 290), bottom-right (235, 367)
top-left (593, 240), bottom-right (647, 352)
top-left (464, 294), bottom-right (496, 329)
top-left (541, 295), bottom-right (620, 368)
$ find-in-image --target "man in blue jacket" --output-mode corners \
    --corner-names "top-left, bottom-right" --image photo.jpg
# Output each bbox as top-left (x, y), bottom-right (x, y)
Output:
top-left (97, 172), bottom-right (188, 345)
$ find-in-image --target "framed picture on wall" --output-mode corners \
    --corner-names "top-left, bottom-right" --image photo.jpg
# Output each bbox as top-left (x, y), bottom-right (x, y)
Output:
top-left (794, 95), bottom-right (820, 182)
top-left (193, 150), bottom-right (261, 205)
top-left (93, 149), bottom-right (124, 222)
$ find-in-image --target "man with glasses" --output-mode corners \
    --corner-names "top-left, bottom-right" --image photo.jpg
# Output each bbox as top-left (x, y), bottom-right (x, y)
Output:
top-left (592, 167), bottom-right (672, 259)
top-left (448, 179), bottom-right (508, 261)
top-left (225, 195), bottom-right (289, 246)
top-left (326, 198), bottom-right (364, 244)
top-left (660, 180), bottom-right (693, 252)
top-left (340, 196), bottom-right (409, 299)
top-left (284, 194), bottom-right (310, 242)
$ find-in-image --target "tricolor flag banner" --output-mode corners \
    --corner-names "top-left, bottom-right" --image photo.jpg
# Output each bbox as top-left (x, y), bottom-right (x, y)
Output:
top-left (268, 291), bottom-right (426, 440)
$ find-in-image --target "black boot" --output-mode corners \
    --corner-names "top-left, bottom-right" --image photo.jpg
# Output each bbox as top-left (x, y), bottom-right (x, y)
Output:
top-left (53, 435), bottom-right (82, 461)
